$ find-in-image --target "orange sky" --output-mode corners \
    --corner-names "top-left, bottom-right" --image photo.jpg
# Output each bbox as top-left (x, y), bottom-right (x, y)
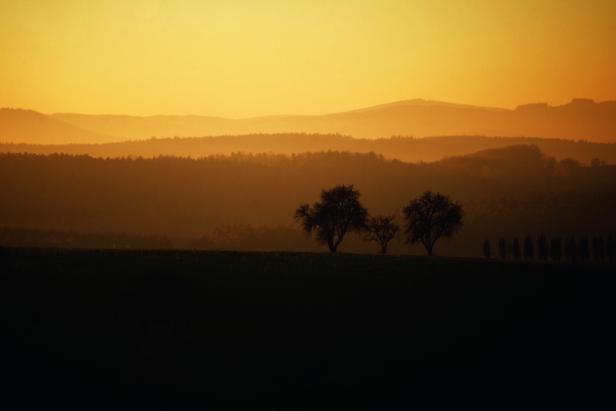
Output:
top-left (1, 0), bottom-right (615, 117)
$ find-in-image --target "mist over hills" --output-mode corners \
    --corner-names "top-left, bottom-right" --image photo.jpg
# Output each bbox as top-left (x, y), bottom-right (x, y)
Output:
top-left (0, 108), bottom-right (103, 144)
top-left (2, 134), bottom-right (615, 165)
top-left (1, 98), bottom-right (615, 144)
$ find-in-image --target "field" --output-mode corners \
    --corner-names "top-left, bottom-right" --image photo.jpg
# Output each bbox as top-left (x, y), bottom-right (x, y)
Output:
top-left (1, 248), bottom-right (615, 408)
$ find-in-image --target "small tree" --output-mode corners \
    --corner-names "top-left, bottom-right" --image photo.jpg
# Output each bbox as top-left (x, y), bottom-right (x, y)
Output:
top-left (295, 184), bottom-right (368, 253)
top-left (402, 191), bottom-right (463, 256)
top-left (498, 238), bottom-right (507, 260)
top-left (592, 236), bottom-right (600, 262)
top-left (591, 236), bottom-right (606, 262)
top-left (512, 237), bottom-right (521, 260)
top-left (607, 236), bottom-right (615, 263)
top-left (537, 234), bottom-right (549, 261)
top-left (483, 239), bottom-right (491, 259)
top-left (550, 237), bottom-right (562, 262)
top-left (557, 158), bottom-right (581, 176)
top-left (364, 215), bottom-right (399, 255)
top-left (523, 236), bottom-right (535, 260)
top-left (578, 236), bottom-right (590, 262)
top-left (564, 236), bottom-right (576, 262)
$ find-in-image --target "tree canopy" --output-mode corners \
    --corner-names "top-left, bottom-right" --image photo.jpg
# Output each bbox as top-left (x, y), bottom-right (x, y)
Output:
top-left (295, 185), bottom-right (368, 253)
top-left (364, 215), bottom-right (399, 255)
top-left (402, 191), bottom-right (463, 256)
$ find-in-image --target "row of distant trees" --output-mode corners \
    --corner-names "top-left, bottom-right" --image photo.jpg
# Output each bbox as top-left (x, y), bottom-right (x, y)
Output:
top-left (483, 235), bottom-right (616, 263)
top-left (295, 185), bottom-right (463, 255)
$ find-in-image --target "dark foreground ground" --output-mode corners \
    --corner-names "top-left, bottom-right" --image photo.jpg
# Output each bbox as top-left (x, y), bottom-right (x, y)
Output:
top-left (1, 248), bottom-right (615, 409)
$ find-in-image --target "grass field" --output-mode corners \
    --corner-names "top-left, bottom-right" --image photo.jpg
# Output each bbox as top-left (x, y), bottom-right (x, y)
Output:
top-left (1, 248), bottom-right (615, 408)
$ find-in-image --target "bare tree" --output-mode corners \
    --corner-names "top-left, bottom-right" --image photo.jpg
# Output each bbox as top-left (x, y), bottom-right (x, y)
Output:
top-left (402, 191), bottom-right (463, 256)
top-left (364, 215), bottom-right (399, 255)
top-left (295, 184), bottom-right (368, 253)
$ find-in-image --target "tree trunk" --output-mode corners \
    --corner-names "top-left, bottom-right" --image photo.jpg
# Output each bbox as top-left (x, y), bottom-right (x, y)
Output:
top-left (332, 234), bottom-right (345, 253)
top-left (426, 243), bottom-right (434, 256)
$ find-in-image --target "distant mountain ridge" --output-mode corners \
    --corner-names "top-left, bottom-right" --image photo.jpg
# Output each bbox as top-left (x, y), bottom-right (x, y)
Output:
top-left (1, 98), bottom-right (615, 144)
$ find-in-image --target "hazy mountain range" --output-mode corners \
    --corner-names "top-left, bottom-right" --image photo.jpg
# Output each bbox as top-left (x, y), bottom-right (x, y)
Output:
top-left (2, 135), bottom-right (615, 164)
top-left (1, 98), bottom-right (615, 144)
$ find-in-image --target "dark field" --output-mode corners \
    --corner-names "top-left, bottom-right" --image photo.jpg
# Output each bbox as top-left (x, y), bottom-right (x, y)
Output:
top-left (1, 248), bottom-right (615, 408)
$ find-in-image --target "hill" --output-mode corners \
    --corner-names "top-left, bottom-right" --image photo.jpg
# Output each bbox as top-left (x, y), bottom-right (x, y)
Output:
top-left (51, 98), bottom-right (616, 142)
top-left (2, 98), bottom-right (615, 144)
top-left (0, 108), bottom-right (104, 144)
top-left (2, 134), bottom-right (616, 164)
top-left (1, 248), bottom-right (615, 407)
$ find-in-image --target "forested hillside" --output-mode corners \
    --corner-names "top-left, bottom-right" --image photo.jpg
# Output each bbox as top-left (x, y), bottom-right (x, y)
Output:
top-left (1, 146), bottom-right (614, 256)
top-left (2, 134), bottom-right (616, 164)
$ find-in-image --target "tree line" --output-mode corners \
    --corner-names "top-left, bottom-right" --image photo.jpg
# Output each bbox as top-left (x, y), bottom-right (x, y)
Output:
top-left (483, 235), bottom-right (616, 263)
top-left (295, 185), bottom-right (463, 255)
top-left (3, 134), bottom-right (615, 165)
top-left (2, 149), bottom-right (614, 257)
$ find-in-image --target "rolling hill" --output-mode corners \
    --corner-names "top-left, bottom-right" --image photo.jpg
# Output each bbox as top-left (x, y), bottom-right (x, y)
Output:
top-left (2, 134), bottom-right (615, 164)
top-left (1, 98), bottom-right (615, 144)
top-left (0, 108), bottom-right (104, 144)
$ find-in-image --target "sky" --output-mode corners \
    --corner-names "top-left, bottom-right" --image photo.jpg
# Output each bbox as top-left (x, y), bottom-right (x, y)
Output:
top-left (1, 0), bottom-right (615, 117)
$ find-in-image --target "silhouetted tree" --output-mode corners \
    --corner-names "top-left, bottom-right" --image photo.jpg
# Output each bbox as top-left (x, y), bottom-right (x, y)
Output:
top-left (607, 236), bottom-right (615, 262)
top-left (295, 184), bottom-right (368, 253)
top-left (483, 239), bottom-right (491, 259)
top-left (598, 236), bottom-right (605, 262)
top-left (523, 236), bottom-right (535, 260)
top-left (565, 236), bottom-right (576, 262)
top-left (498, 238), bottom-right (506, 260)
top-left (512, 237), bottom-right (521, 260)
top-left (402, 191), bottom-right (463, 256)
top-left (591, 236), bottom-right (606, 262)
top-left (550, 237), bottom-right (562, 262)
top-left (578, 236), bottom-right (590, 262)
top-left (364, 215), bottom-right (399, 255)
top-left (592, 236), bottom-right (600, 262)
top-left (537, 234), bottom-right (548, 261)
top-left (557, 158), bottom-right (581, 176)
top-left (590, 158), bottom-right (603, 167)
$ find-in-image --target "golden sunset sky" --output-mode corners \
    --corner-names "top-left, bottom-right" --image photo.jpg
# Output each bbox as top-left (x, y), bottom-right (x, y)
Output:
top-left (1, 0), bottom-right (615, 117)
